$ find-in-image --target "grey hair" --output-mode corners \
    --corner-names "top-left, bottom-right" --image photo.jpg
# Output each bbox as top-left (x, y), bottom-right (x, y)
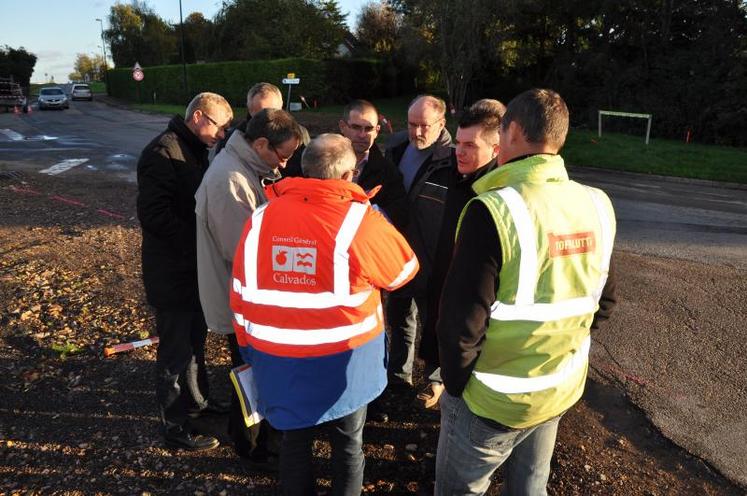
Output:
top-left (301, 134), bottom-right (356, 180)
top-left (246, 82), bottom-right (283, 108)
top-left (185, 92), bottom-right (232, 120)
top-left (409, 94), bottom-right (446, 117)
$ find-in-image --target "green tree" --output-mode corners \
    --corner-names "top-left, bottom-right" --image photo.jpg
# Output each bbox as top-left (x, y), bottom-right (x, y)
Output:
top-left (356, 1), bottom-right (403, 57)
top-left (69, 53), bottom-right (108, 81)
top-left (181, 12), bottom-right (213, 63)
top-left (211, 0), bottom-right (346, 61)
top-left (105, 2), bottom-right (177, 67)
top-left (0, 45), bottom-right (37, 87)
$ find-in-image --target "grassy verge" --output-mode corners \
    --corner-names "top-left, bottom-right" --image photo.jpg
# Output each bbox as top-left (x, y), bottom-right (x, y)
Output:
top-left (563, 129), bottom-right (747, 183)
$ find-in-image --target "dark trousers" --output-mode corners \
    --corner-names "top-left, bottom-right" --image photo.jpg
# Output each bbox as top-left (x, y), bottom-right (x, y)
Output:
top-left (155, 308), bottom-right (209, 433)
top-left (227, 333), bottom-right (281, 461)
top-left (386, 294), bottom-right (427, 385)
top-left (280, 406), bottom-right (367, 496)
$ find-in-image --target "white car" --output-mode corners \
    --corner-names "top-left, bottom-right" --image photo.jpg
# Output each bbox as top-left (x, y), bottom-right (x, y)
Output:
top-left (71, 84), bottom-right (93, 101)
top-left (38, 87), bottom-right (69, 110)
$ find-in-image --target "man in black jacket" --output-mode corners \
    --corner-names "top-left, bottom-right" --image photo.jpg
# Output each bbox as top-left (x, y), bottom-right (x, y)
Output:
top-left (137, 92), bottom-right (233, 451)
top-left (418, 99), bottom-right (505, 410)
top-left (382, 95), bottom-right (453, 400)
top-left (338, 99), bottom-right (408, 231)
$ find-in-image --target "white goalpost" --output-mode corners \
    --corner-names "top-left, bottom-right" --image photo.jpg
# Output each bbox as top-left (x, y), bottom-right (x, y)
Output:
top-left (598, 110), bottom-right (653, 145)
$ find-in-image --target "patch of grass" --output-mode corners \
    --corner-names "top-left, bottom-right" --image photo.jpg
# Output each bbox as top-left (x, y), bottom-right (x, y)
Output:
top-left (563, 129), bottom-right (747, 183)
top-left (88, 81), bottom-right (106, 94)
top-left (50, 341), bottom-right (84, 360)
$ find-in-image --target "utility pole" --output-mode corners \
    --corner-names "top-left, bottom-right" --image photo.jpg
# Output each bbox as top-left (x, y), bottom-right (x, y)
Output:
top-left (179, 0), bottom-right (188, 101)
top-left (95, 18), bottom-right (109, 93)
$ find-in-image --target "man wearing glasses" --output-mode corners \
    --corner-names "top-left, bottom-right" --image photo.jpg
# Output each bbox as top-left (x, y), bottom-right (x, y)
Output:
top-left (196, 108), bottom-right (303, 468)
top-left (372, 95), bottom-right (453, 419)
top-left (136, 92), bottom-right (233, 451)
top-left (338, 99), bottom-right (408, 230)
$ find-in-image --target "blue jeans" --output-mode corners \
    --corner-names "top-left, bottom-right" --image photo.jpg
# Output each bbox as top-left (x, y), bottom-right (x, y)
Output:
top-left (435, 392), bottom-right (560, 496)
top-left (280, 405), bottom-right (367, 496)
top-left (386, 294), bottom-right (426, 384)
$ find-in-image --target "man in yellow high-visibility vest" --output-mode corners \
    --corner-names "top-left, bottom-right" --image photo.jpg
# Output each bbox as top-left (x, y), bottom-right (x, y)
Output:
top-left (435, 89), bottom-right (618, 495)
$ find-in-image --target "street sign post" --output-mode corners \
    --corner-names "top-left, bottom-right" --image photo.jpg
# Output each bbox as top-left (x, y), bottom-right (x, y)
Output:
top-left (282, 73), bottom-right (300, 111)
top-left (132, 62), bottom-right (144, 102)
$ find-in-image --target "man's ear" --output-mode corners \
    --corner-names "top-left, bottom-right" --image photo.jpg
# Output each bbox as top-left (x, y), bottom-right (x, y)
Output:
top-left (338, 119), bottom-right (346, 134)
top-left (252, 136), bottom-right (269, 153)
top-left (190, 109), bottom-right (203, 125)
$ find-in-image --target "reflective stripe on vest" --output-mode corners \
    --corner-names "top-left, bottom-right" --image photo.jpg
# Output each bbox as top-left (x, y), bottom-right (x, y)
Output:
top-left (387, 256), bottom-right (419, 290)
top-left (234, 304), bottom-right (383, 346)
top-left (237, 201), bottom-right (372, 310)
top-left (489, 186), bottom-right (614, 322)
top-left (473, 335), bottom-right (591, 394)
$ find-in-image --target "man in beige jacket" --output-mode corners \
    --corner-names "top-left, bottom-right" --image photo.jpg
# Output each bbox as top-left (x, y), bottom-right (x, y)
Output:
top-left (195, 108), bottom-right (303, 470)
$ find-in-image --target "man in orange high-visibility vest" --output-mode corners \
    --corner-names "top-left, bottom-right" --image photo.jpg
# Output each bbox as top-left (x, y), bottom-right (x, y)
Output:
top-left (231, 134), bottom-right (418, 495)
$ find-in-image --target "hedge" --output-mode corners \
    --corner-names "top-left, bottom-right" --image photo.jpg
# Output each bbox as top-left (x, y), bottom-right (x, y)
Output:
top-left (107, 57), bottom-right (387, 108)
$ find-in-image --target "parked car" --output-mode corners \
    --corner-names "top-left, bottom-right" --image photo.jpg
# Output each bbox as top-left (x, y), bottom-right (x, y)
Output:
top-left (38, 87), bottom-right (69, 110)
top-left (0, 77), bottom-right (28, 112)
top-left (71, 83), bottom-right (93, 101)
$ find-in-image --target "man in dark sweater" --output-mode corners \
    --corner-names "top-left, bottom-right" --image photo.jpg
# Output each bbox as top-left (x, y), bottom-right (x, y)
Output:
top-left (418, 99), bottom-right (506, 409)
top-left (383, 95), bottom-right (453, 396)
top-left (338, 99), bottom-right (408, 230)
top-left (137, 92), bottom-right (233, 451)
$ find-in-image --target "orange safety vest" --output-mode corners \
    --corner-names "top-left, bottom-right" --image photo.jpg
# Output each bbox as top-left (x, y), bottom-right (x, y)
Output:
top-left (231, 177), bottom-right (418, 358)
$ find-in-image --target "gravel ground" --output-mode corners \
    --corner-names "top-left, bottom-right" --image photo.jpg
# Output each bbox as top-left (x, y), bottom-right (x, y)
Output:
top-left (0, 167), bottom-right (743, 495)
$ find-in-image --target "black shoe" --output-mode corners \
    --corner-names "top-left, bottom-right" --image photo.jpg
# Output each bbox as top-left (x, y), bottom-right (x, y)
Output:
top-left (164, 429), bottom-right (220, 451)
top-left (188, 399), bottom-right (231, 418)
top-left (367, 397), bottom-right (389, 423)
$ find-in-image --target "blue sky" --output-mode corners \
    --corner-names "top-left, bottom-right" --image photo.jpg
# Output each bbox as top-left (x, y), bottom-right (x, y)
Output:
top-left (1, 0), bottom-right (366, 83)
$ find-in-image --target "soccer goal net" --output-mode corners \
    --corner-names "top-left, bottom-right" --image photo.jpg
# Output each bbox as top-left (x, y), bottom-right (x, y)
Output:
top-left (598, 110), bottom-right (653, 145)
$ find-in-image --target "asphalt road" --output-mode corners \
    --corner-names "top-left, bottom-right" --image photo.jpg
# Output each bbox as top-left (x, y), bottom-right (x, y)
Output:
top-left (1, 102), bottom-right (746, 487)
top-left (0, 97), bottom-right (169, 182)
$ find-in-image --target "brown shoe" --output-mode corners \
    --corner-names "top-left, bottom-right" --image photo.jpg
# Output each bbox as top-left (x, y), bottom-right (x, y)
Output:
top-left (417, 383), bottom-right (444, 410)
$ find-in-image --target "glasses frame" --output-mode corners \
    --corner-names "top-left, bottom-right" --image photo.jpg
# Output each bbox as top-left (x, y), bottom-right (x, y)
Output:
top-left (270, 143), bottom-right (294, 164)
top-left (202, 112), bottom-right (230, 132)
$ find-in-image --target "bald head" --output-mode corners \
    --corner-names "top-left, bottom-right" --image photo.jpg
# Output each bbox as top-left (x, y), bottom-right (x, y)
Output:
top-left (301, 133), bottom-right (357, 180)
top-left (407, 95), bottom-right (446, 150)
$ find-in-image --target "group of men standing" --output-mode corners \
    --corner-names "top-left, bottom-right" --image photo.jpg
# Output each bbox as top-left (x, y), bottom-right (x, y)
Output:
top-left (136, 82), bottom-right (617, 495)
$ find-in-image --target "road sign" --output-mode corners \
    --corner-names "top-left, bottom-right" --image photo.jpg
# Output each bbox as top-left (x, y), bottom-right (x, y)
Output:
top-left (287, 72), bottom-right (295, 79)
top-left (133, 70), bottom-right (144, 82)
top-left (133, 62), bottom-right (142, 71)
top-left (282, 78), bottom-right (300, 85)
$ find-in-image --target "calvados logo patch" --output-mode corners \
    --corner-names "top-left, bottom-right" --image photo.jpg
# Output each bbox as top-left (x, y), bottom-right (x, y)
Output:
top-left (548, 232), bottom-right (595, 257)
top-left (272, 245), bottom-right (317, 275)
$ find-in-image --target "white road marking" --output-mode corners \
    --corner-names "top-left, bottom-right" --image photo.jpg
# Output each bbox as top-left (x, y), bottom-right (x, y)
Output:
top-left (0, 129), bottom-right (24, 141)
top-left (39, 159), bottom-right (89, 175)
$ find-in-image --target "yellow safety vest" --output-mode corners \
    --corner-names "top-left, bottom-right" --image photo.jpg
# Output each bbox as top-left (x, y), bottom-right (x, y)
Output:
top-left (460, 154), bottom-right (616, 428)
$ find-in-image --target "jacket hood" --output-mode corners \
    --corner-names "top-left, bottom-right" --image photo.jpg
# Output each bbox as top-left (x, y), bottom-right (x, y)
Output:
top-left (473, 154), bottom-right (568, 195)
top-left (224, 130), bottom-right (281, 182)
top-left (274, 177), bottom-right (371, 203)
